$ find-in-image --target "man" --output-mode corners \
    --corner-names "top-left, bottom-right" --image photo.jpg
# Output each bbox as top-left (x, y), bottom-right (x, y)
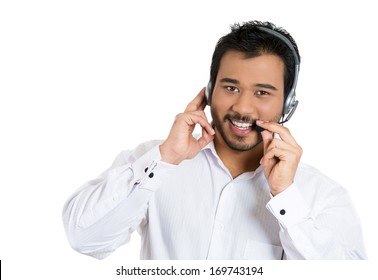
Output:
top-left (63, 20), bottom-right (366, 259)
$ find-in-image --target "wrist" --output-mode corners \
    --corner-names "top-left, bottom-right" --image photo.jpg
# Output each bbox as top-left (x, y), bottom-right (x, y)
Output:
top-left (270, 181), bottom-right (293, 196)
top-left (159, 144), bottom-right (183, 165)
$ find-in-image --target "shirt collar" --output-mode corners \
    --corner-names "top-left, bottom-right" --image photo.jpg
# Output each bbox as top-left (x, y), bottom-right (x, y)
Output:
top-left (202, 141), bottom-right (264, 181)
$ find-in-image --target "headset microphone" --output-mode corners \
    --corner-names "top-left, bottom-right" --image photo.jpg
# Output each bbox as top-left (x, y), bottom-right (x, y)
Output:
top-left (254, 118), bottom-right (292, 133)
top-left (255, 125), bottom-right (265, 133)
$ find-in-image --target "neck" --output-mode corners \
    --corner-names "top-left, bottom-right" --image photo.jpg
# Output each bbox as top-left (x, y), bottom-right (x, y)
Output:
top-left (214, 134), bottom-right (264, 179)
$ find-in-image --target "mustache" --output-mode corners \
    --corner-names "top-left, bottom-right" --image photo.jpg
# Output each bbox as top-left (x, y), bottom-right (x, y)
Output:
top-left (224, 113), bottom-right (257, 124)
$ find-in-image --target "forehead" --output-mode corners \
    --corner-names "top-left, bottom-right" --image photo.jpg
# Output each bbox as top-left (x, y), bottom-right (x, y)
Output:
top-left (217, 51), bottom-right (285, 86)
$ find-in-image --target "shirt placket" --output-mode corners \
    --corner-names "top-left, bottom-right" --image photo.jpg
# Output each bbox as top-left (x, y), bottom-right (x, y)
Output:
top-left (206, 182), bottom-right (235, 259)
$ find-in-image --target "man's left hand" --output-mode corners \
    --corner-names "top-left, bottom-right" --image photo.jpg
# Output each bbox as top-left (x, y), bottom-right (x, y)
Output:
top-left (257, 120), bottom-right (303, 196)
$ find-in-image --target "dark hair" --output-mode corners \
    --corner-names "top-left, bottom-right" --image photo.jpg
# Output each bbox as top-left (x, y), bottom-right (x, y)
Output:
top-left (209, 20), bottom-right (300, 100)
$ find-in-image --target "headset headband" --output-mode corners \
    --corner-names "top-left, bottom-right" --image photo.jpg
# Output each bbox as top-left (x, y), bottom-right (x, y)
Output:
top-left (256, 26), bottom-right (300, 119)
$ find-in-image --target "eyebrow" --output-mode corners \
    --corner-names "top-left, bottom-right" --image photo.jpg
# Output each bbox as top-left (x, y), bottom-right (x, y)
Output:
top-left (220, 77), bottom-right (278, 91)
top-left (255, 83), bottom-right (278, 91)
top-left (220, 77), bottom-right (240, 84)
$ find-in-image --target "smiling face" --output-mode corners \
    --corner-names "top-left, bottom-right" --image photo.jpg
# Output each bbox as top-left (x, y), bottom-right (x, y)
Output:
top-left (211, 51), bottom-right (285, 152)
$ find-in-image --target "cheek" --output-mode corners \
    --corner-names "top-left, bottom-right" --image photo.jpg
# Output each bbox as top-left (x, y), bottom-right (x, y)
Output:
top-left (210, 104), bottom-right (222, 122)
top-left (257, 99), bottom-right (284, 119)
top-left (210, 93), bottom-right (229, 113)
top-left (210, 101), bottom-right (229, 125)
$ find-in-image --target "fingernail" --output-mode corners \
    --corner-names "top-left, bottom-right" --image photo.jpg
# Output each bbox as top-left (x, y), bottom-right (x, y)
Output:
top-left (256, 120), bottom-right (265, 125)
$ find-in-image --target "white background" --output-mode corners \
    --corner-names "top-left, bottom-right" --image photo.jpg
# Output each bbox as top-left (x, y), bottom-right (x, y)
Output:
top-left (1, 0), bottom-right (377, 279)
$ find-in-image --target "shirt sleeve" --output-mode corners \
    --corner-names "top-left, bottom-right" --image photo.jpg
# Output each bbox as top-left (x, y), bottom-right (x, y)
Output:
top-left (62, 140), bottom-right (176, 259)
top-left (266, 182), bottom-right (367, 260)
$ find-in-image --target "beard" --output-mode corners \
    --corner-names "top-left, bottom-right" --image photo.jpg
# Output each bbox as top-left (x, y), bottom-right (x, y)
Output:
top-left (211, 107), bottom-right (281, 152)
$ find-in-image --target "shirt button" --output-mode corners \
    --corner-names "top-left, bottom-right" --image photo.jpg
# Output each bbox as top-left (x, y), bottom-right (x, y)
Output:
top-left (149, 172), bottom-right (154, 178)
top-left (218, 224), bottom-right (224, 231)
top-left (144, 167), bottom-right (148, 173)
top-left (215, 222), bottom-right (224, 231)
top-left (280, 209), bottom-right (286, 215)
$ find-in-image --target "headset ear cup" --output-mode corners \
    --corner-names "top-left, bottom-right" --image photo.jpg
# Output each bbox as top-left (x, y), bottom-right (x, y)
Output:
top-left (205, 81), bottom-right (212, 106)
top-left (284, 90), bottom-right (295, 115)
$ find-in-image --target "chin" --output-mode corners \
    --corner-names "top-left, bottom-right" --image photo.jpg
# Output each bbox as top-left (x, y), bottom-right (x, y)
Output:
top-left (217, 126), bottom-right (262, 152)
top-left (225, 136), bottom-right (261, 152)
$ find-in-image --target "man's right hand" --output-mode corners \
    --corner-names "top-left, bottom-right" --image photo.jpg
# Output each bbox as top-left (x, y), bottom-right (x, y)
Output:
top-left (159, 87), bottom-right (215, 165)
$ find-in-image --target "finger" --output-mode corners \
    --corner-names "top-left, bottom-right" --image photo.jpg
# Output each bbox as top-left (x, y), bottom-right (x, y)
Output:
top-left (263, 143), bottom-right (302, 168)
top-left (260, 149), bottom-right (279, 179)
top-left (260, 144), bottom-right (286, 170)
top-left (197, 127), bottom-right (215, 149)
top-left (185, 87), bottom-right (207, 113)
top-left (190, 110), bottom-right (211, 122)
top-left (190, 110), bottom-right (208, 118)
top-left (260, 129), bottom-right (273, 155)
top-left (260, 135), bottom-right (283, 175)
top-left (180, 112), bottom-right (215, 136)
top-left (189, 110), bottom-right (215, 136)
top-left (263, 146), bottom-right (289, 162)
top-left (264, 138), bottom-right (292, 154)
top-left (256, 120), bottom-right (299, 147)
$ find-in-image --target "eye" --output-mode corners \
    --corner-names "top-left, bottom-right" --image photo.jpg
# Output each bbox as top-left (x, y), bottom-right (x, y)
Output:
top-left (225, 86), bottom-right (240, 93)
top-left (255, 90), bottom-right (270, 96)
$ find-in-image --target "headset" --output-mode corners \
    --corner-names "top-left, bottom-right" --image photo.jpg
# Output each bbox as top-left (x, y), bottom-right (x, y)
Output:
top-left (205, 26), bottom-right (300, 126)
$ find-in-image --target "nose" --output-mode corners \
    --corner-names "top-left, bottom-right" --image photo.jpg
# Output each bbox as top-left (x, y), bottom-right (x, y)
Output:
top-left (231, 92), bottom-right (256, 116)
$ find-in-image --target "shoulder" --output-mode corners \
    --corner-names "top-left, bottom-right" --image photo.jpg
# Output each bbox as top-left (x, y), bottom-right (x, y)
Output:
top-left (296, 162), bottom-right (342, 187)
top-left (295, 162), bottom-right (349, 204)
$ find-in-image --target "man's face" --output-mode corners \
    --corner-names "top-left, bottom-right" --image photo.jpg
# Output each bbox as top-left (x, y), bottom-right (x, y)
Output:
top-left (211, 51), bottom-right (285, 151)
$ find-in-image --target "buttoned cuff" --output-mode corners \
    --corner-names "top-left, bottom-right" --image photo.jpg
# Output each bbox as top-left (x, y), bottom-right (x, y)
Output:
top-left (266, 183), bottom-right (310, 230)
top-left (131, 145), bottom-right (177, 192)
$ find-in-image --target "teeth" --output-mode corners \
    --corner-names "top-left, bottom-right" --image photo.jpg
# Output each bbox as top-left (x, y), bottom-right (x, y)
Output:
top-left (231, 120), bottom-right (252, 130)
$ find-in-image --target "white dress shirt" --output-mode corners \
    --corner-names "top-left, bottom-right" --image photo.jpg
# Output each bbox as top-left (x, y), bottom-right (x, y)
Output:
top-left (62, 140), bottom-right (366, 260)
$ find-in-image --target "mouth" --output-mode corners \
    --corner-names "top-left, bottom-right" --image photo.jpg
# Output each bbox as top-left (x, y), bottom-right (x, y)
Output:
top-left (228, 118), bottom-right (257, 135)
top-left (230, 119), bottom-right (253, 130)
